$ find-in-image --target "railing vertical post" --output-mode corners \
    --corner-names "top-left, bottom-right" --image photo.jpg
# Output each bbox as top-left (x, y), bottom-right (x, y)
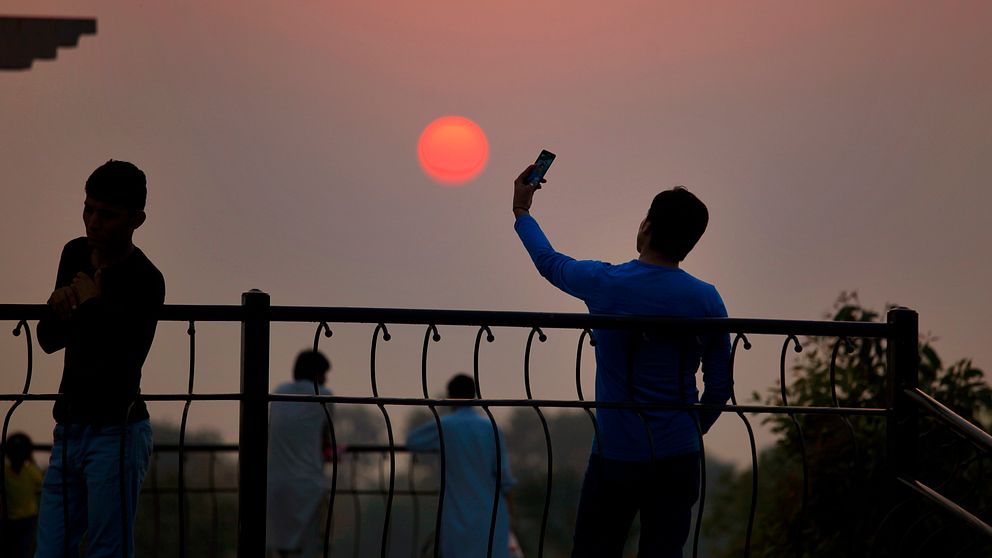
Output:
top-left (886, 307), bottom-right (919, 479)
top-left (239, 289), bottom-right (270, 558)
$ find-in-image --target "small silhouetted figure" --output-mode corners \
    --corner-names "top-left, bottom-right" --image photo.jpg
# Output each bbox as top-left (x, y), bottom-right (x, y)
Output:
top-left (35, 160), bottom-right (163, 557)
top-left (267, 350), bottom-right (334, 558)
top-left (407, 374), bottom-right (517, 558)
top-left (2, 432), bottom-right (44, 558)
top-left (512, 166), bottom-right (732, 558)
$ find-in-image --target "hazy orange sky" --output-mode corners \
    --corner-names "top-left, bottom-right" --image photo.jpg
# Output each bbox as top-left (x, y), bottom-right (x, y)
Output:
top-left (2, 1), bottom-right (991, 466)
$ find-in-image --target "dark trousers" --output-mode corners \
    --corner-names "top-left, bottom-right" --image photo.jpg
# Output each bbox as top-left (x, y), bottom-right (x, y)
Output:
top-left (1, 517), bottom-right (38, 558)
top-left (36, 421), bottom-right (153, 558)
top-left (571, 452), bottom-right (700, 558)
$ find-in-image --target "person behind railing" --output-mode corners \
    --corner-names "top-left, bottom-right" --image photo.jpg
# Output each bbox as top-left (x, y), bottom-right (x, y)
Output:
top-left (266, 350), bottom-right (334, 558)
top-left (511, 166), bottom-right (731, 558)
top-left (35, 160), bottom-right (163, 558)
top-left (2, 432), bottom-right (43, 558)
top-left (406, 374), bottom-right (518, 558)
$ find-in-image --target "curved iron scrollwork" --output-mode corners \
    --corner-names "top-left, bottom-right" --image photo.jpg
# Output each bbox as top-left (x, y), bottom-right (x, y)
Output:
top-left (312, 321), bottom-right (338, 558)
top-left (421, 324), bottom-right (445, 558)
top-left (779, 334), bottom-right (807, 556)
top-left (6, 302), bottom-right (980, 556)
top-left (371, 322), bottom-right (396, 558)
top-left (574, 329), bottom-right (603, 458)
top-left (472, 325), bottom-right (503, 558)
top-left (729, 332), bottom-right (757, 558)
top-left (177, 320), bottom-right (197, 558)
top-left (524, 326), bottom-right (554, 558)
top-left (0, 320), bottom-right (33, 534)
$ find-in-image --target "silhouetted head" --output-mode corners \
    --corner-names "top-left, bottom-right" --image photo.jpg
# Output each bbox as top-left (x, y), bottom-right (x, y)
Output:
top-left (293, 350), bottom-right (331, 385)
top-left (446, 373), bottom-right (476, 400)
top-left (85, 160), bottom-right (147, 210)
top-left (636, 186), bottom-right (709, 262)
top-left (83, 160), bottom-right (148, 252)
top-left (4, 432), bottom-right (34, 473)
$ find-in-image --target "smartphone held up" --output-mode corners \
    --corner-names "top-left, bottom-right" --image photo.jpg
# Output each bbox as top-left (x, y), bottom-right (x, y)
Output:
top-left (526, 149), bottom-right (556, 186)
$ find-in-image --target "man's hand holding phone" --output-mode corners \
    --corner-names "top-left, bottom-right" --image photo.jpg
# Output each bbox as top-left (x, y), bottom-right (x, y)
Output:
top-left (513, 165), bottom-right (544, 217)
top-left (513, 150), bottom-right (555, 218)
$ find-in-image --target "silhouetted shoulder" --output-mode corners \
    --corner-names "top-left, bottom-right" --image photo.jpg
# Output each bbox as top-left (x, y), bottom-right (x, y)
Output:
top-left (60, 237), bottom-right (91, 264)
top-left (64, 236), bottom-right (89, 253)
top-left (131, 247), bottom-right (166, 302)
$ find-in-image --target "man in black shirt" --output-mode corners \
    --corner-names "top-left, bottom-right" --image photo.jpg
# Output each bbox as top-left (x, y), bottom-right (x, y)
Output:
top-left (36, 160), bottom-right (164, 558)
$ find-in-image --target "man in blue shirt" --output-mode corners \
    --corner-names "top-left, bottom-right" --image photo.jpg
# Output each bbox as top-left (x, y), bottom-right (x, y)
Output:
top-left (512, 165), bottom-right (731, 557)
top-left (407, 374), bottom-right (516, 558)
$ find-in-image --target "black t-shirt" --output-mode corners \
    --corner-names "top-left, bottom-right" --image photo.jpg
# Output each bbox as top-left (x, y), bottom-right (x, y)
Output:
top-left (37, 237), bottom-right (165, 425)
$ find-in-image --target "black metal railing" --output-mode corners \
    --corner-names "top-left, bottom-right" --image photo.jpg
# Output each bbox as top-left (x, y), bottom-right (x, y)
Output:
top-left (20, 443), bottom-right (438, 558)
top-left (2, 292), bottom-right (990, 557)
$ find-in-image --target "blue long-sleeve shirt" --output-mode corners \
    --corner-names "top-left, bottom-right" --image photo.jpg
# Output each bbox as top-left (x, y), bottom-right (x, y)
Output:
top-left (515, 214), bottom-right (732, 460)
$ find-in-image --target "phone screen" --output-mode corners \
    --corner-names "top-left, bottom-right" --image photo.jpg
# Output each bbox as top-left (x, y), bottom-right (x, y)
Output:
top-left (526, 149), bottom-right (556, 185)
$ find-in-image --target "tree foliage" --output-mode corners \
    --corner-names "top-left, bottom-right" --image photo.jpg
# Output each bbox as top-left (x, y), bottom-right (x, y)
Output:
top-left (704, 292), bottom-right (992, 557)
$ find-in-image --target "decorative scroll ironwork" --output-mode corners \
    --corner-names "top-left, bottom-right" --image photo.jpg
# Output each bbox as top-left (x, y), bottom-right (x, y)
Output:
top-left (523, 327), bottom-right (554, 558)
top-left (574, 329), bottom-right (602, 457)
top-left (472, 325), bottom-right (504, 558)
top-left (371, 322), bottom-right (396, 557)
top-left (779, 334), bottom-right (807, 555)
top-left (729, 332), bottom-right (757, 557)
top-left (177, 320), bottom-right (196, 557)
top-left (420, 324), bottom-right (445, 558)
top-left (312, 321), bottom-right (337, 558)
top-left (0, 320), bottom-right (33, 548)
top-left (2, 302), bottom-right (989, 557)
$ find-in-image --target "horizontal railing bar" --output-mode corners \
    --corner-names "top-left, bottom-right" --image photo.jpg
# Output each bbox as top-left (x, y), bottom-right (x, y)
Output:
top-left (897, 477), bottom-right (992, 538)
top-left (266, 306), bottom-right (893, 336)
top-left (333, 489), bottom-right (439, 496)
top-left (26, 443), bottom-right (425, 454)
top-left (0, 304), bottom-right (245, 322)
top-left (0, 393), bottom-right (887, 416)
top-left (342, 445), bottom-right (427, 454)
top-left (905, 388), bottom-right (992, 453)
top-left (262, 395), bottom-right (891, 416)
top-left (0, 393), bottom-right (240, 402)
top-left (28, 443), bottom-right (241, 453)
top-left (0, 304), bottom-right (892, 337)
top-left (0, 304), bottom-right (53, 320)
top-left (137, 488), bottom-right (440, 496)
top-left (144, 487), bottom-right (239, 494)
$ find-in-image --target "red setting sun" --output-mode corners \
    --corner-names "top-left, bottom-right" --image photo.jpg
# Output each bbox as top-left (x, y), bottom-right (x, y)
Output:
top-left (417, 115), bottom-right (489, 186)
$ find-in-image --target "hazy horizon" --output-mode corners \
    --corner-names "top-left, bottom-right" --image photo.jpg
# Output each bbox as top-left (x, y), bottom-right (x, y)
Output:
top-left (2, 0), bottom-right (991, 468)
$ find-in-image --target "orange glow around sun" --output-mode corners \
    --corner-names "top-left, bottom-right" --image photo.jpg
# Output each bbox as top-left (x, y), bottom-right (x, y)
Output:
top-left (417, 115), bottom-right (489, 185)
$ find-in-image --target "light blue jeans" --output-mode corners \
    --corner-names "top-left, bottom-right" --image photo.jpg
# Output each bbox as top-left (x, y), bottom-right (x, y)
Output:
top-left (36, 420), bottom-right (153, 558)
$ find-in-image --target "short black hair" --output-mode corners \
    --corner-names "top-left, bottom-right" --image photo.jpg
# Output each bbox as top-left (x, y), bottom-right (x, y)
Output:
top-left (293, 350), bottom-right (331, 381)
top-left (646, 186), bottom-right (709, 261)
top-left (447, 373), bottom-right (476, 399)
top-left (4, 432), bottom-right (33, 472)
top-left (85, 160), bottom-right (147, 210)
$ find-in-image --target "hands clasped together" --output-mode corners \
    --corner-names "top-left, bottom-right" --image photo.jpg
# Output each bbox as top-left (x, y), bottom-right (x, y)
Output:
top-left (47, 270), bottom-right (102, 320)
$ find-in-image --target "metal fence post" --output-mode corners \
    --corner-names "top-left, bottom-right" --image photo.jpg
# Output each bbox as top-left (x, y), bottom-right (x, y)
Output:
top-left (886, 307), bottom-right (919, 479)
top-left (239, 289), bottom-right (270, 557)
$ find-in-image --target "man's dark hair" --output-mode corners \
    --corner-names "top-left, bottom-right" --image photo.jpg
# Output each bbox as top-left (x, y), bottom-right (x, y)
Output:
top-left (646, 186), bottom-right (709, 262)
top-left (447, 373), bottom-right (476, 399)
top-left (85, 160), bottom-right (147, 210)
top-left (4, 432), bottom-right (33, 473)
top-left (293, 350), bottom-right (331, 382)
